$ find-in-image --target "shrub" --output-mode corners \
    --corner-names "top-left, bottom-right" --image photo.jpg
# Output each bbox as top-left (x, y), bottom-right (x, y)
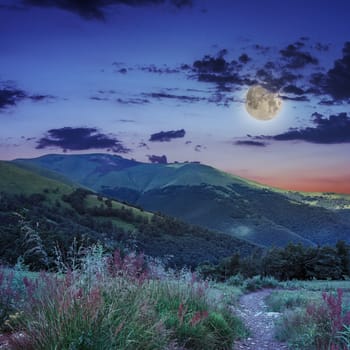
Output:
top-left (244, 275), bottom-right (279, 292)
top-left (226, 273), bottom-right (245, 287)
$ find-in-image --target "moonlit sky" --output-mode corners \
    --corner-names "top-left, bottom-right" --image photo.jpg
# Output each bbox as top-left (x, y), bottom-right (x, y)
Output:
top-left (1, 0), bottom-right (350, 193)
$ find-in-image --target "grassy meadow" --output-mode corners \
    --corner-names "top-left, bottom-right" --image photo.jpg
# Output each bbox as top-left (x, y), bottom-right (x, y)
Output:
top-left (2, 248), bottom-right (350, 349)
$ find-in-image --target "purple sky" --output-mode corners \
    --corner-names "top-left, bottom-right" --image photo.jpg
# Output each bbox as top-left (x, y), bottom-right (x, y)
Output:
top-left (1, 0), bottom-right (350, 193)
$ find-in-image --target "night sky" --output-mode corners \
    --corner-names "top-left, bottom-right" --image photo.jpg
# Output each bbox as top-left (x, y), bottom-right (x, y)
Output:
top-left (1, 0), bottom-right (350, 193)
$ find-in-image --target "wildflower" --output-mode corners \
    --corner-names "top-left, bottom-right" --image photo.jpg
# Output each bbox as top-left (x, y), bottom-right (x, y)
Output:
top-left (190, 311), bottom-right (209, 327)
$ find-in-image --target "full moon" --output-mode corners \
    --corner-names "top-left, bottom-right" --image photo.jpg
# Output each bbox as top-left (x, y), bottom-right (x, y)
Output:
top-left (245, 85), bottom-right (282, 121)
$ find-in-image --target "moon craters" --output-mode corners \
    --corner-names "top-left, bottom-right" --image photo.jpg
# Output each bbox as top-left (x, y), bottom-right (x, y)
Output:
top-left (245, 85), bottom-right (282, 120)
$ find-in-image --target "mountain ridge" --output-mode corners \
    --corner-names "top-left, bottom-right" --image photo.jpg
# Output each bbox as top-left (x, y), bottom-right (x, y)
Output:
top-left (12, 153), bottom-right (350, 248)
top-left (0, 160), bottom-right (258, 267)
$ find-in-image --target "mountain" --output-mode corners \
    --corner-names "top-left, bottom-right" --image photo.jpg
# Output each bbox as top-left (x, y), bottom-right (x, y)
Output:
top-left (0, 161), bottom-right (257, 268)
top-left (14, 154), bottom-right (350, 247)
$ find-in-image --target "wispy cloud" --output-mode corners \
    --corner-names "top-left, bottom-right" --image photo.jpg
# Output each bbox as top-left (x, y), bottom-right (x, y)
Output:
top-left (258, 112), bottom-right (350, 144)
top-left (22, 0), bottom-right (193, 21)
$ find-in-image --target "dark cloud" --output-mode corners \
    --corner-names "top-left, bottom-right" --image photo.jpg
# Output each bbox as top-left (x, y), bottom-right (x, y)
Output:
top-left (260, 112), bottom-right (350, 144)
top-left (307, 42), bottom-right (350, 102)
top-left (207, 92), bottom-right (236, 107)
top-left (238, 53), bottom-right (251, 64)
top-left (149, 129), bottom-right (185, 142)
top-left (314, 42), bottom-right (330, 52)
top-left (194, 144), bottom-right (206, 152)
top-left (280, 43), bottom-right (319, 69)
top-left (139, 64), bottom-right (180, 74)
top-left (234, 140), bottom-right (267, 147)
top-left (90, 96), bottom-right (110, 101)
top-left (187, 51), bottom-right (256, 100)
top-left (280, 95), bottom-right (309, 102)
top-left (30, 94), bottom-right (55, 101)
top-left (0, 83), bottom-right (54, 111)
top-left (323, 42), bottom-right (350, 101)
top-left (282, 84), bottom-right (305, 95)
top-left (143, 92), bottom-right (205, 103)
top-left (138, 141), bottom-right (149, 149)
top-left (256, 68), bottom-right (299, 92)
top-left (193, 54), bottom-right (233, 74)
top-left (116, 97), bottom-right (150, 104)
top-left (318, 99), bottom-right (341, 106)
top-left (22, 0), bottom-right (192, 20)
top-left (36, 127), bottom-right (130, 152)
top-left (0, 86), bottom-right (27, 110)
top-left (253, 44), bottom-right (270, 55)
top-left (118, 119), bottom-right (136, 123)
top-left (147, 154), bottom-right (167, 164)
top-left (171, 0), bottom-right (192, 8)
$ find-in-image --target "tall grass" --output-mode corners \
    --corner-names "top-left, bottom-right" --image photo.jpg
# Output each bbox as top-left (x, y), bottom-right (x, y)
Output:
top-left (1, 247), bottom-right (245, 349)
top-left (274, 289), bottom-right (350, 350)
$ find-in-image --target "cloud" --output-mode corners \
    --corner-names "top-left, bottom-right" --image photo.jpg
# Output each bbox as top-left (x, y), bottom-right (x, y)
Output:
top-left (147, 154), bottom-right (167, 164)
top-left (139, 64), bottom-right (180, 74)
top-left (238, 53), bottom-right (251, 64)
top-left (194, 144), bottom-right (206, 152)
top-left (116, 97), bottom-right (150, 105)
top-left (22, 0), bottom-right (193, 20)
top-left (282, 84), bottom-right (305, 95)
top-left (36, 127), bottom-right (130, 152)
top-left (280, 95), bottom-right (309, 102)
top-left (149, 129), bottom-right (185, 142)
top-left (90, 96), bottom-right (110, 101)
top-left (260, 112), bottom-right (350, 144)
top-left (118, 119), bottom-right (136, 123)
top-left (234, 140), bottom-right (267, 147)
top-left (255, 68), bottom-right (299, 92)
top-left (0, 83), bottom-right (54, 111)
top-left (280, 43), bottom-right (319, 69)
top-left (170, 0), bottom-right (192, 8)
top-left (30, 94), bottom-right (55, 101)
top-left (90, 89), bottom-right (150, 104)
top-left (0, 86), bottom-right (27, 110)
top-left (143, 92), bottom-right (205, 103)
top-left (252, 44), bottom-right (271, 55)
top-left (189, 52), bottom-right (252, 88)
top-left (138, 141), bottom-right (149, 149)
top-left (308, 42), bottom-right (350, 102)
top-left (322, 42), bottom-right (350, 101)
top-left (314, 42), bottom-right (330, 52)
top-left (185, 50), bottom-right (256, 105)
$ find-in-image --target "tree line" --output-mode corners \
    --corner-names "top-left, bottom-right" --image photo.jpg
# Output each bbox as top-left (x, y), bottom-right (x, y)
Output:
top-left (200, 242), bottom-right (350, 281)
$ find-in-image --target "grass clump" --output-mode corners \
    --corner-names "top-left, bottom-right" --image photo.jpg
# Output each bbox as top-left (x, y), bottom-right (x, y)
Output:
top-left (225, 274), bottom-right (279, 292)
top-left (1, 247), bottom-right (244, 350)
top-left (274, 289), bottom-right (350, 350)
top-left (265, 290), bottom-right (320, 312)
top-left (243, 275), bottom-right (279, 292)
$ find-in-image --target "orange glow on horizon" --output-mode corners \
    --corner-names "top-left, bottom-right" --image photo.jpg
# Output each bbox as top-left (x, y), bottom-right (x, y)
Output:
top-left (226, 170), bottom-right (350, 194)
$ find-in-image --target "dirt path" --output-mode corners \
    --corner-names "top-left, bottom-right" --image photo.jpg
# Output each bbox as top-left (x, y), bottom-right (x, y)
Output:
top-left (234, 289), bottom-right (289, 350)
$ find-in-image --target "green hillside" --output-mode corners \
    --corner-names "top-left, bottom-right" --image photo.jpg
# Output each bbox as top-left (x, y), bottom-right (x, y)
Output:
top-left (14, 154), bottom-right (350, 248)
top-left (0, 161), bottom-right (73, 198)
top-left (0, 161), bottom-right (257, 268)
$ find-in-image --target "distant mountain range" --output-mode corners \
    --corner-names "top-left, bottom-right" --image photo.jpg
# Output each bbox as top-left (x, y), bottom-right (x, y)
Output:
top-left (13, 154), bottom-right (350, 248)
